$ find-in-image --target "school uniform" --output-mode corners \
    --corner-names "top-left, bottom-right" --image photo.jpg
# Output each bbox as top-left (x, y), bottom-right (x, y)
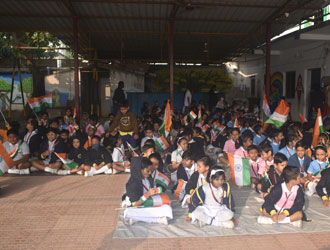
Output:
top-left (185, 171), bottom-right (207, 196)
top-left (235, 147), bottom-right (248, 158)
top-left (250, 158), bottom-right (261, 178)
top-left (140, 136), bottom-right (158, 148)
top-left (67, 147), bottom-right (86, 165)
top-left (188, 182), bottom-right (235, 226)
top-left (61, 138), bottom-right (72, 154)
top-left (288, 153), bottom-right (311, 177)
top-left (258, 158), bottom-right (274, 175)
top-left (38, 138), bottom-right (66, 165)
top-left (262, 182), bottom-right (304, 219)
top-left (223, 139), bottom-right (237, 155)
top-left (3, 140), bottom-right (30, 169)
top-left (22, 130), bottom-right (41, 157)
top-left (253, 134), bottom-right (266, 146)
top-left (177, 163), bottom-right (196, 182)
top-left (305, 160), bottom-right (329, 196)
top-left (112, 145), bottom-right (125, 162)
top-left (271, 141), bottom-right (280, 155)
top-left (260, 166), bottom-right (284, 193)
top-left (83, 145), bottom-right (113, 175)
top-left (279, 146), bottom-right (295, 161)
top-left (86, 123), bottom-right (105, 137)
top-left (123, 157), bottom-right (173, 223)
top-left (316, 168), bottom-right (330, 199)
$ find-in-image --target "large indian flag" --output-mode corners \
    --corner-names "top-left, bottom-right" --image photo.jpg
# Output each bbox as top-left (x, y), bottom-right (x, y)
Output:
top-left (159, 100), bottom-right (172, 138)
top-left (55, 152), bottom-right (79, 170)
top-left (140, 194), bottom-right (171, 207)
top-left (0, 142), bottom-right (15, 175)
top-left (265, 99), bottom-right (290, 128)
top-left (312, 108), bottom-right (324, 147)
top-left (155, 171), bottom-right (171, 189)
top-left (228, 153), bottom-right (251, 186)
top-left (155, 136), bottom-right (170, 152)
top-left (27, 93), bottom-right (53, 112)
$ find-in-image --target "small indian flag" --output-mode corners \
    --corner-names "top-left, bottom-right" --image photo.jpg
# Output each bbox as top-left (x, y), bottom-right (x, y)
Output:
top-left (159, 100), bottom-right (172, 138)
top-left (228, 153), bottom-right (251, 186)
top-left (214, 121), bottom-right (225, 132)
top-left (55, 152), bottom-right (79, 170)
top-left (188, 111), bottom-right (197, 120)
top-left (0, 142), bottom-right (15, 175)
top-left (141, 194), bottom-right (172, 207)
top-left (27, 93), bottom-right (53, 112)
top-left (155, 171), bottom-right (170, 189)
top-left (312, 108), bottom-right (324, 147)
top-left (175, 179), bottom-right (187, 201)
top-left (198, 105), bottom-right (202, 123)
top-left (126, 142), bottom-right (135, 152)
top-left (233, 118), bottom-right (239, 128)
top-left (299, 113), bottom-right (307, 124)
top-left (265, 99), bottom-right (290, 128)
top-left (261, 94), bottom-right (272, 122)
top-left (155, 136), bottom-right (170, 152)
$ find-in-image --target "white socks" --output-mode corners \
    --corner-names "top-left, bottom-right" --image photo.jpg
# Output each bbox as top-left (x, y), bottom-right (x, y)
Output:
top-left (8, 169), bottom-right (30, 175)
top-left (44, 167), bottom-right (58, 174)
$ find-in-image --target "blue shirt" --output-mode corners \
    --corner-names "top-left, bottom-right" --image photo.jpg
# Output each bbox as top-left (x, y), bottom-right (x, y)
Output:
top-left (279, 146), bottom-right (295, 160)
top-left (271, 141), bottom-right (280, 155)
top-left (308, 160), bottom-right (328, 175)
top-left (226, 121), bottom-right (234, 128)
top-left (253, 134), bottom-right (266, 146)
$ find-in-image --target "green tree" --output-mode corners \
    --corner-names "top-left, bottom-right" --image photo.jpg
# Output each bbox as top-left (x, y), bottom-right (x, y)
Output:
top-left (0, 79), bottom-right (11, 92)
top-left (18, 77), bottom-right (33, 93)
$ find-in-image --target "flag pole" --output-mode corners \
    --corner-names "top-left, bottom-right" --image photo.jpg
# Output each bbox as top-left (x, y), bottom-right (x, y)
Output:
top-left (0, 110), bottom-right (7, 123)
top-left (31, 108), bottom-right (39, 120)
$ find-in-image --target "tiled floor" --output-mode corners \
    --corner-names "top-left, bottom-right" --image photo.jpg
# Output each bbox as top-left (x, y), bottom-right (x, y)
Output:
top-left (0, 174), bottom-right (329, 250)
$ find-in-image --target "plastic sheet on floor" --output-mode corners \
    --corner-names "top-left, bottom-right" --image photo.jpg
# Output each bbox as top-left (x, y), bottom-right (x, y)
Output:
top-left (113, 185), bottom-right (330, 238)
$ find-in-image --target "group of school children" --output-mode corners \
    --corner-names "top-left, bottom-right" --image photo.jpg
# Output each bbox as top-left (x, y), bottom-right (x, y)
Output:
top-left (1, 99), bottom-right (330, 229)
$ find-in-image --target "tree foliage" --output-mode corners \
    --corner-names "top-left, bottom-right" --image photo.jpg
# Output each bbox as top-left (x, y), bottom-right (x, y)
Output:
top-left (0, 79), bottom-right (11, 92)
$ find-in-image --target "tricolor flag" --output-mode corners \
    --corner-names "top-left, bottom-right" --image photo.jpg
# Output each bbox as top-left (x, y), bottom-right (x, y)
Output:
top-left (188, 110), bottom-right (197, 120)
top-left (265, 99), bottom-right (290, 128)
top-left (127, 142), bottom-right (135, 152)
top-left (214, 121), bottom-right (225, 132)
top-left (312, 108), bottom-right (324, 147)
top-left (155, 171), bottom-right (170, 189)
top-left (261, 94), bottom-right (272, 122)
top-left (155, 136), bottom-right (170, 152)
top-left (299, 113), bottom-right (307, 124)
top-left (0, 142), bottom-right (15, 175)
top-left (27, 93), bottom-right (53, 112)
top-left (175, 179), bottom-right (187, 201)
top-left (198, 104), bottom-right (202, 123)
top-left (73, 108), bottom-right (77, 119)
top-left (140, 194), bottom-right (171, 207)
top-left (233, 118), bottom-right (239, 128)
top-left (159, 100), bottom-right (172, 138)
top-left (228, 153), bottom-right (251, 186)
top-left (55, 152), bottom-right (78, 170)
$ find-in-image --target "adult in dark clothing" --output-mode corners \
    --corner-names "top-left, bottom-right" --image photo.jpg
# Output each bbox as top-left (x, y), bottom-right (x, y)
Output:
top-left (208, 85), bottom-right (217, 111)
top-left (113, 81), bottom-right (125, 115)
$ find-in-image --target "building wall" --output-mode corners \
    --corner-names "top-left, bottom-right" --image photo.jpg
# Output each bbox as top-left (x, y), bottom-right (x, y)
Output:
top-left (234, 37), bottom-right (330, 121)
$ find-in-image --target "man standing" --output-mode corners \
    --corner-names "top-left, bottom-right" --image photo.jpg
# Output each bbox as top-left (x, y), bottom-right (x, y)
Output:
top-left (182, 85), bottom-right (192, 115)
top-left (113, 81), bottom-right (126, 115)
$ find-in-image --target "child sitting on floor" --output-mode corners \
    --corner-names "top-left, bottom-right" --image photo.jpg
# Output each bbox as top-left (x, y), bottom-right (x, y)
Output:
top-left (4, 129), bottom-right (31, 175)
top-left (149, 153), bottom-right (170, 190)
top-left (111, 136), bottom-right (130, 174)
top-left (248, 145), bottom-right (261, 189)
top-left (258, 166), bottom-right (304, 228)
top-left (235, 131), bottom-right (253, 158)
top-left (258, 152), bottom-right (288, 196)
top-left (305, 144), bottom-right (329, 196)
top-left (81, 136), bottom-right (113, 177)
top-left (316, 167), bottom-right (330, 207)
top-left (258, 143), bottom-right (274, 177)
top-left (187, 167), bottom-right (235, 228)
top-left (123, 158), bottom-right (173, 225)
top-left (279, 134), bottom-right (298, 160)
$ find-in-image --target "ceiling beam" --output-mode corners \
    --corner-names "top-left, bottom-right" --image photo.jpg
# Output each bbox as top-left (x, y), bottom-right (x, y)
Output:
top-left (12, 0), bottom-right (322, 10)
top-left (0, 12), bottom-right (297, 24)
top-left (0, 28), bottom-right (249, 36)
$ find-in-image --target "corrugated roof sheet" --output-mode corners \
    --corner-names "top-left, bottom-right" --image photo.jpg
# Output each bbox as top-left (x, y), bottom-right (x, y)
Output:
top-left (0, 0), bottom-right (327, 62)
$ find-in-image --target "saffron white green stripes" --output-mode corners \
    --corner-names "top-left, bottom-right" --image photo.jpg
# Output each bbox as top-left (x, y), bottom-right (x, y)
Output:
top-left (228, 153), bottom-right (251, 186)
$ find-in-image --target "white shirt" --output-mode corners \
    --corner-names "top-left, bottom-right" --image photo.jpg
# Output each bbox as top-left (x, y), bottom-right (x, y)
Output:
top-left (184, 89), bottom-right (192, 107)
top-left (141, 136), bottom-right (158, 148)
top-left (171, 148), bottom-right (183, 163)
top-left (3, 140), bottom-right (30, 161)
top-left (112, 145), bottom-right (125, 162)
top-left (203, 183), bottom-right (224, 206)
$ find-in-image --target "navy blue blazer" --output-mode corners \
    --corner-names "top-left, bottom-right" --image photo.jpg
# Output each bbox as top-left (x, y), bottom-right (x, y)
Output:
top-left (288, 153), bottom-right (311, 173)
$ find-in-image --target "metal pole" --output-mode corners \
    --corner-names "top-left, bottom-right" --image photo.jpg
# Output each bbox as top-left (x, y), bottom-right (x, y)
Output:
top-left (265, 22), bottom-right (271, 98)
top-left (73, 16), bottom-right (80, 122)
top-left (168, 18), bottom-right (174, 109)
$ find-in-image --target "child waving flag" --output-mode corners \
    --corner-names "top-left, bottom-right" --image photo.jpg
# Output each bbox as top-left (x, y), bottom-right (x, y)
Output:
top-left (27, 93), bottom-right (53, 113)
